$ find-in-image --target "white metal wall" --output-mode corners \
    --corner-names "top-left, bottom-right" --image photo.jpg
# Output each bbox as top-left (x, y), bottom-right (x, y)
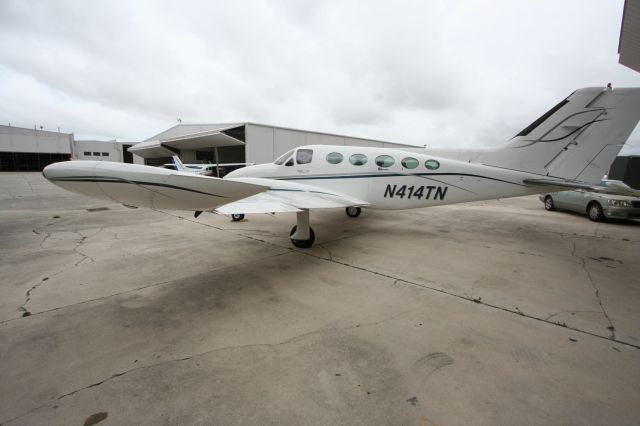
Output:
top-left (0, 125), bottom-right (73, 154)
top-left (245, 124), bottom-right (274, 165)
top-left (245, 123), bottom-right (415, 164)
top-left (74, 140), bottom-right (124, 162)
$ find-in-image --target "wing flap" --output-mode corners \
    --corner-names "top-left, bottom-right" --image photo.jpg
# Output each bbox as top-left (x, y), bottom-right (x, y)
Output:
top-left (215, 177), bottom-right (369, 214)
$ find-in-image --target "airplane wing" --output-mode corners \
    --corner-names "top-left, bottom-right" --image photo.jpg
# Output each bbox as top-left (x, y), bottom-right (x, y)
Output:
top-left (42, 161), bottom-right (368, 213)
top-left (216, 177), bottom-right (370, 214)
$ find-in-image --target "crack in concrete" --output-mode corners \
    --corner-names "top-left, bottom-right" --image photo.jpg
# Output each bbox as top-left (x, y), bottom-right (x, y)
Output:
top-left (570, 240), bottom-right (616, 340)
top-left (545, 310), bottom-right (603, 321)
top-left (1, 278), bottom-right (176, 326)
top-left (0, 309), bottom-right (411, 425)
top-left (31, 228), bottom-right (51, 249)
top-left (19, 225), bottom-right (100, 317)
top-left (294, 248), bottom-right (639, 350)
top-left (19, 279), bottom-right (46, 316)
top-left (72, 231), bottom-right (96, 266)
top-left (155, 210), bottom-right (637, 349)
top-left (318, 244), bottom-right (334, 261)
top-left (2, 248), bottom-right (293, 326)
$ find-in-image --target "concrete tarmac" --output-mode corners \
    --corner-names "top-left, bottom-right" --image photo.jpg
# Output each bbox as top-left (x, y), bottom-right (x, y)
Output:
top-left (1, 172), bottom-right (639, 425)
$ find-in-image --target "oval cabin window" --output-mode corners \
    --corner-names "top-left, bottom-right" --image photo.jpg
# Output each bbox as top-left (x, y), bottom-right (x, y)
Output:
top-left (326, 152), bottom-right (344, 164)
top-left (349, 154), bottom-right (368, 166)
top-left (425, 159), bottom-right (440, 170)
top-left (401, 157), bottom-right (419, 169)
top-left (375, 155), bottom-right (395, 168)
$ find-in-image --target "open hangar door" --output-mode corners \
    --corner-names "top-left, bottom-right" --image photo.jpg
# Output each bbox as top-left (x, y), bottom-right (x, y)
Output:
top-left (128, 124), bottom-right (247, 174)
top-left (0, 152), bottom-right (70, 171)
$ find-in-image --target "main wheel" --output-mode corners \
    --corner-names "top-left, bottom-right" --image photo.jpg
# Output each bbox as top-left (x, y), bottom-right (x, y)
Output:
top-left (544, 196), bottom-right (555, 211)
top-left (231, 213), bottom-right (245, 221)
top-left (587, 202), bottom-right (604, 222)
top-left (289, 225), bottom-right (315, 248)
top-left (346, 206), bottom-right (361, 218)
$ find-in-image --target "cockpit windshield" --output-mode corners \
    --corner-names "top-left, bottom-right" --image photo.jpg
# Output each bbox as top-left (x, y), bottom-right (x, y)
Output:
top-left (274, 150), bottom-right (294, 165)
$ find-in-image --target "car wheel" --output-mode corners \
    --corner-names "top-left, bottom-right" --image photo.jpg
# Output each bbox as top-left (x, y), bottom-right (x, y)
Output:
top-left (587, 202), bottom-right (604, 222)
top-left (346, 206), bottom-right (361, 218)
top-left (544, 196), bottom-right (555, 211)
top-left (231, 213), bottom-right (245, 221)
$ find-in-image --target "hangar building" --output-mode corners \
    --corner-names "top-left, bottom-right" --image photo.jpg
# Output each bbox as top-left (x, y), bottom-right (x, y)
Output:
top-left (0, 125), bottom-right (137, 171)
top-left (128, 122), bottom-right (416, 168)
top-left (1, 122), bottom-right (416, 172)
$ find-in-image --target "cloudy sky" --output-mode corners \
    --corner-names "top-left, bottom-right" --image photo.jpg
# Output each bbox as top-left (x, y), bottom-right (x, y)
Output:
top-left (1, 0), bottom-right (639, 154)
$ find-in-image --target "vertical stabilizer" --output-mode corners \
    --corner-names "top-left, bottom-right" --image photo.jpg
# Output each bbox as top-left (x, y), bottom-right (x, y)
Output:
top-left (172, 155), bottom-right (187, 172)
top-left (479, 87), bottom-right (640, 183)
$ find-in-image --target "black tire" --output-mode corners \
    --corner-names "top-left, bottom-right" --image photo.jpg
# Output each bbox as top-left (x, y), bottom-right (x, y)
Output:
top-left (544, 196), bottom-right (555, 211)
top-left (346, 206), bottom-right (362, 218)
top-left (587, 202), bottom-right (604, 222)
top-left (231, 213), bottom-right (245, 221)
top-left (289, 225), bottom-right (315, 248)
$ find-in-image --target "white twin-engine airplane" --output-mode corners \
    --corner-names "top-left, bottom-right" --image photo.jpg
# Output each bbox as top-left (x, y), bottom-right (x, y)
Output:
top-left (44, 87), bottom-right (640, 248)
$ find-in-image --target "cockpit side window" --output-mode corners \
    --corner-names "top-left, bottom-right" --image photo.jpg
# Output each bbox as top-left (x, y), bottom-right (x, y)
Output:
top-left (274, 150), bottom-right (294, 165)
top-left (296, 149), bottom-right (313, 165)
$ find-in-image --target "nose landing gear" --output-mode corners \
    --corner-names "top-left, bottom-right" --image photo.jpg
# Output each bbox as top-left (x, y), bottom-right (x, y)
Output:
top-left (290, 209), bottom-right (315, 248)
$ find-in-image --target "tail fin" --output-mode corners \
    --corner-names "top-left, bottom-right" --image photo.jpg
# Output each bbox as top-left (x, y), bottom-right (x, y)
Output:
top-left (172, 155), bottom-right (187, 172)
top-left (479, 87), bottom-right (640, 183)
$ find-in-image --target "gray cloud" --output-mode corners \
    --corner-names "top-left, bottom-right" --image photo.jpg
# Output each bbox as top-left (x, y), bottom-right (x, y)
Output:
top-left (1, 0), bottom-right (639, 154)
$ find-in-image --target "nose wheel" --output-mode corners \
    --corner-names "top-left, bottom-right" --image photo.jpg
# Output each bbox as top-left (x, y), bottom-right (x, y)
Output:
top-left (290, 225), bottom-right (315, 248)
top-left (231, 213), bottom-right (245, 221)
top-left (290, 209), bottom-right (315, 248)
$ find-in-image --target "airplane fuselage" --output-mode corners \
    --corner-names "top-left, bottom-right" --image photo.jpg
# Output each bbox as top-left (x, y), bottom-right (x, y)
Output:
top-left (226, 145), bottom-right (543, 210)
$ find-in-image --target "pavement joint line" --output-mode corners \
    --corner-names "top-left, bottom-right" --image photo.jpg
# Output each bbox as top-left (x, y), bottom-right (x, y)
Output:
top-left (153, 209), bottom-right (297, 251)
top-left (294, 247), bottom-right (640, 351)
top-left (0, 308), bottom-right (413, 426)
top-left (2, 279), bottom-right (174, 326)
top-left (156, 208), bottom-right (640, 350)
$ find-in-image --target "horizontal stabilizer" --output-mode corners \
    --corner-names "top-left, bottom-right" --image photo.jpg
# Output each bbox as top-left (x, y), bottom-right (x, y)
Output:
top-left (523, 178), bottom-right (598, 191)
top-left (524, 178), bottom-right (640, 197)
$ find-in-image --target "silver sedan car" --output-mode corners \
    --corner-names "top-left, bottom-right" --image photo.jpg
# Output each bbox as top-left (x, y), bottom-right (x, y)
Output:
top-left (539, 181), bottom-right (640, 222)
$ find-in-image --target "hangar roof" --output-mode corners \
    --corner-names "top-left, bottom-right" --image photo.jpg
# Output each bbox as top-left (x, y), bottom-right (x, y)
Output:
top-left (129, 122), bottom-right (416, 159)
top-left (129, 123), bottom-right (245, 158)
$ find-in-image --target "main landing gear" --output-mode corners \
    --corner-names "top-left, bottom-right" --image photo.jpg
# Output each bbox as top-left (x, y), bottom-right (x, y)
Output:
top-left (290, 209), bottom-right (315, 248)
top-left (233, 208), bottom-right (361, 249)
